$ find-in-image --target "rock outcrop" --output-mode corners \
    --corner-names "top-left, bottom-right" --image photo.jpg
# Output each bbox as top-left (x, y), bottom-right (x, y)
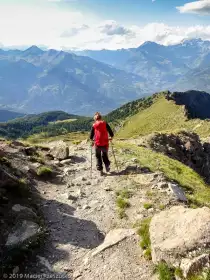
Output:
top-left (148, 131), bottom-right (210, 182)
top-left (150, 206), bottom-right (210, 274)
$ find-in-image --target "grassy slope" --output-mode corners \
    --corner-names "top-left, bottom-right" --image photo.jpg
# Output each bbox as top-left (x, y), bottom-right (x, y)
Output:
top-left (48, 119), bottom-right (77, 124)
top-left (117, 95), bottom-right (210, 139)
top-left (117, 142), bottom-right (210, 207)
top-left (25, 131), bottom-right (88, 144)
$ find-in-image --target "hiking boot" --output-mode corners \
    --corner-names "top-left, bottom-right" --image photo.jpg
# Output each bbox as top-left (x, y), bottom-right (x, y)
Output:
top-left (100, 170), bottom-right (104, 176)
top-left (105, 165), bottom-right (110, 172)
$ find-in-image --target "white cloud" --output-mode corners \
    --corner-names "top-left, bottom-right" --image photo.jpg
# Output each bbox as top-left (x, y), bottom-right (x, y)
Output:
top-left (0, 1), bottom-right (210, 50)
top-left (99, 20), bottom-right (132, 36)
top-left (177, 0), bottom-right (210, 15)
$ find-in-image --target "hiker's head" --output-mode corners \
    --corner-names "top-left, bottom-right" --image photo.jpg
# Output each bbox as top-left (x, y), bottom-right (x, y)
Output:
top-left (94, 112), bottom-right (102, 121)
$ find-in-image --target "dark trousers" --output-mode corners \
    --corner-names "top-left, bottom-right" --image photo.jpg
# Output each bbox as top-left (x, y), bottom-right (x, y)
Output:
top-left (95, 146), bottom-right (110, 171)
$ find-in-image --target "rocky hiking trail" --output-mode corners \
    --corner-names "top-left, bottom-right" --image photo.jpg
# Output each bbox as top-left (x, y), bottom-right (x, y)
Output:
top-left (1, 139), bottom-right (210, 280)
top-left (26, 142), bottom-right (158, 280)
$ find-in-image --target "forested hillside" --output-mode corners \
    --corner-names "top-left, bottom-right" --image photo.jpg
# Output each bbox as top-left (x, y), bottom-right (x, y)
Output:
top-left (1, 90), bottom-right (210, 140)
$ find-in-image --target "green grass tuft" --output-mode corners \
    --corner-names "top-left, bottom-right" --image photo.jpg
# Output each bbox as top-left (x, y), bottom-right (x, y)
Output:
top-left (118, 209), bottom-right (127, 219)
top-left (137, 218), bottom-right (151, 250)
top-left (143, 203), bottom-right (153, 210)
top-left (30, 155), bottom-right (45, 164)
top-left (37, 166), bottom-right (53, 177)
top-left (156, 262), bottom-right (174, 280)
top-left (116, 197), bottom-right (130, 209)
top-left (175, 267), bottom-right (183, 278)
top-left (116, 188), bottom-right (131, 219)
top-left (18, 178), bottom-right (27, 185)
top-left (159, 204), bottom-right (166, 211)
top-left (116, 188), bottom-right (133, 199)
top-left (146, 190), bottom-right (155, 197)
top-left (143, 248), bottom-right (152, 260)
top-left (0, 156), bottom-right (11, 167)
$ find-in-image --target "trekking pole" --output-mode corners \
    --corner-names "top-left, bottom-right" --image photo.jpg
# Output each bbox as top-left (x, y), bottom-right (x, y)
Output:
top-left (110, 141), bottom-right (119, 174)
top-left (90, 143), bottom-right (93, 180)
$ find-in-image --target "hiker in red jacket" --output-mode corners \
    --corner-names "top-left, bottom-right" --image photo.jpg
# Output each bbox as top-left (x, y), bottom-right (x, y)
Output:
top-left (90, 112), bottom-right (114, 174)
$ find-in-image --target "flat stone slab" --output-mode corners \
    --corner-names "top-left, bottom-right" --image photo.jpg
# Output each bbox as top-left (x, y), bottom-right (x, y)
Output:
top-left (92, 228), bottom-right (135, 256)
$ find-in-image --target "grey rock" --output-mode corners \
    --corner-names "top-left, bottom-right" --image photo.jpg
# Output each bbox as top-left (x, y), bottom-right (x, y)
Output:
top-left (31, 162), bottom-right (41, 169)
top-left (60, 159), bottom-right (72, 165)
top-left (92, 229), bottom-right (135, 257)
top-left (68, 189), bottom-right (83, 200)
top-left (180, 254), bottom-right (210, 278)
top-left (104, 186), bottom-right (112, 191)
top-left (13, 266), bottom-right (19, 274)
top-left (168, 183), bottom-right (188, 203)
top-left (0, 167), bottom-right (19, 188)
top-left (6, 220), bottom-right (40, 248)
top-left (51, 142), bottom-right (69, 160)
top-left (123, 165), bottom-right (141, 174)
top-left (150, 206), bottom-right (210, 265)
top-left (63, 167), bottom-right (73, 175)
top-left (24, 146), bottom-right (37, 156)
top-left (156, 182), bottom-right (169, 189)
top-left (82, 205), bottom-right (91, 210)
top-left (11, 141), bottom-right (25, 147)
top-left (12, 204), bottom-right (36, 215)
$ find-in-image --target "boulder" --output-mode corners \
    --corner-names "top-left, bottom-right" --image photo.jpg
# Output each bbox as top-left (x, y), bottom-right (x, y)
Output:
top-left (10, 141), bottom-right (25, 147)
top-left (168, 183), bottom-right (188, 203)
top-left (50, 143), bottom-right (69, 160)
top-left (150, 206), bottom-right (210, 266)
top-left (23, 146), bottom-right (37, 156)
top-left (12, 204), bottom-right (37, 221)
top-left (180, 254), bottom-right (210, 278)
top-left (6, 220), bottom-right (41, 249)
top-left (0, 166), bottom-right (19, 187)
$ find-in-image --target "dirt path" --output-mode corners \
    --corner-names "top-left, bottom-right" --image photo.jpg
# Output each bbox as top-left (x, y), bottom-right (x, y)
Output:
top-left (24, 143), bottom-right (164, 280)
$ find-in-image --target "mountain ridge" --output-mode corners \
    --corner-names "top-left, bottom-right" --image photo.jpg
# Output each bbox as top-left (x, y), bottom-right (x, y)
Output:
top-left (0, 47), bottom-right (146, 115)
top-left (73, 38), bottom-right (210, 93)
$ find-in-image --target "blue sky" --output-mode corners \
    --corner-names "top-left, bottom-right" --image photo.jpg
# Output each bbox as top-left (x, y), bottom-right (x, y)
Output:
top-left (66, 0), bottom-right (210, 25)
top-left (0, 0), bottom-right (210, 50)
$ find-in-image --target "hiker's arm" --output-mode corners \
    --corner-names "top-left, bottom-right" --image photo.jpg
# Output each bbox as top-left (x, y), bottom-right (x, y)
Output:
top-left (90, 127), bottom-right (94, 140)
top-left (106, 123), bottom-right (114, 138)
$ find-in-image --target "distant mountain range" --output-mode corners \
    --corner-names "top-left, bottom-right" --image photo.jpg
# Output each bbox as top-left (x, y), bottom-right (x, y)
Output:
top-left (0, 39), bottom-right (210, 115)
top-left (74, 38), bottom-right (210, 92)
top-left (0, 46), bottom-right (146, 115)
top-left (0, 110), bottom-right (25, 122)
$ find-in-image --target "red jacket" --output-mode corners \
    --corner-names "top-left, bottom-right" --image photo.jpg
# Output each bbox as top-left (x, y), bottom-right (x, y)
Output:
top-left (93, 120), bottom-right (109, 147)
